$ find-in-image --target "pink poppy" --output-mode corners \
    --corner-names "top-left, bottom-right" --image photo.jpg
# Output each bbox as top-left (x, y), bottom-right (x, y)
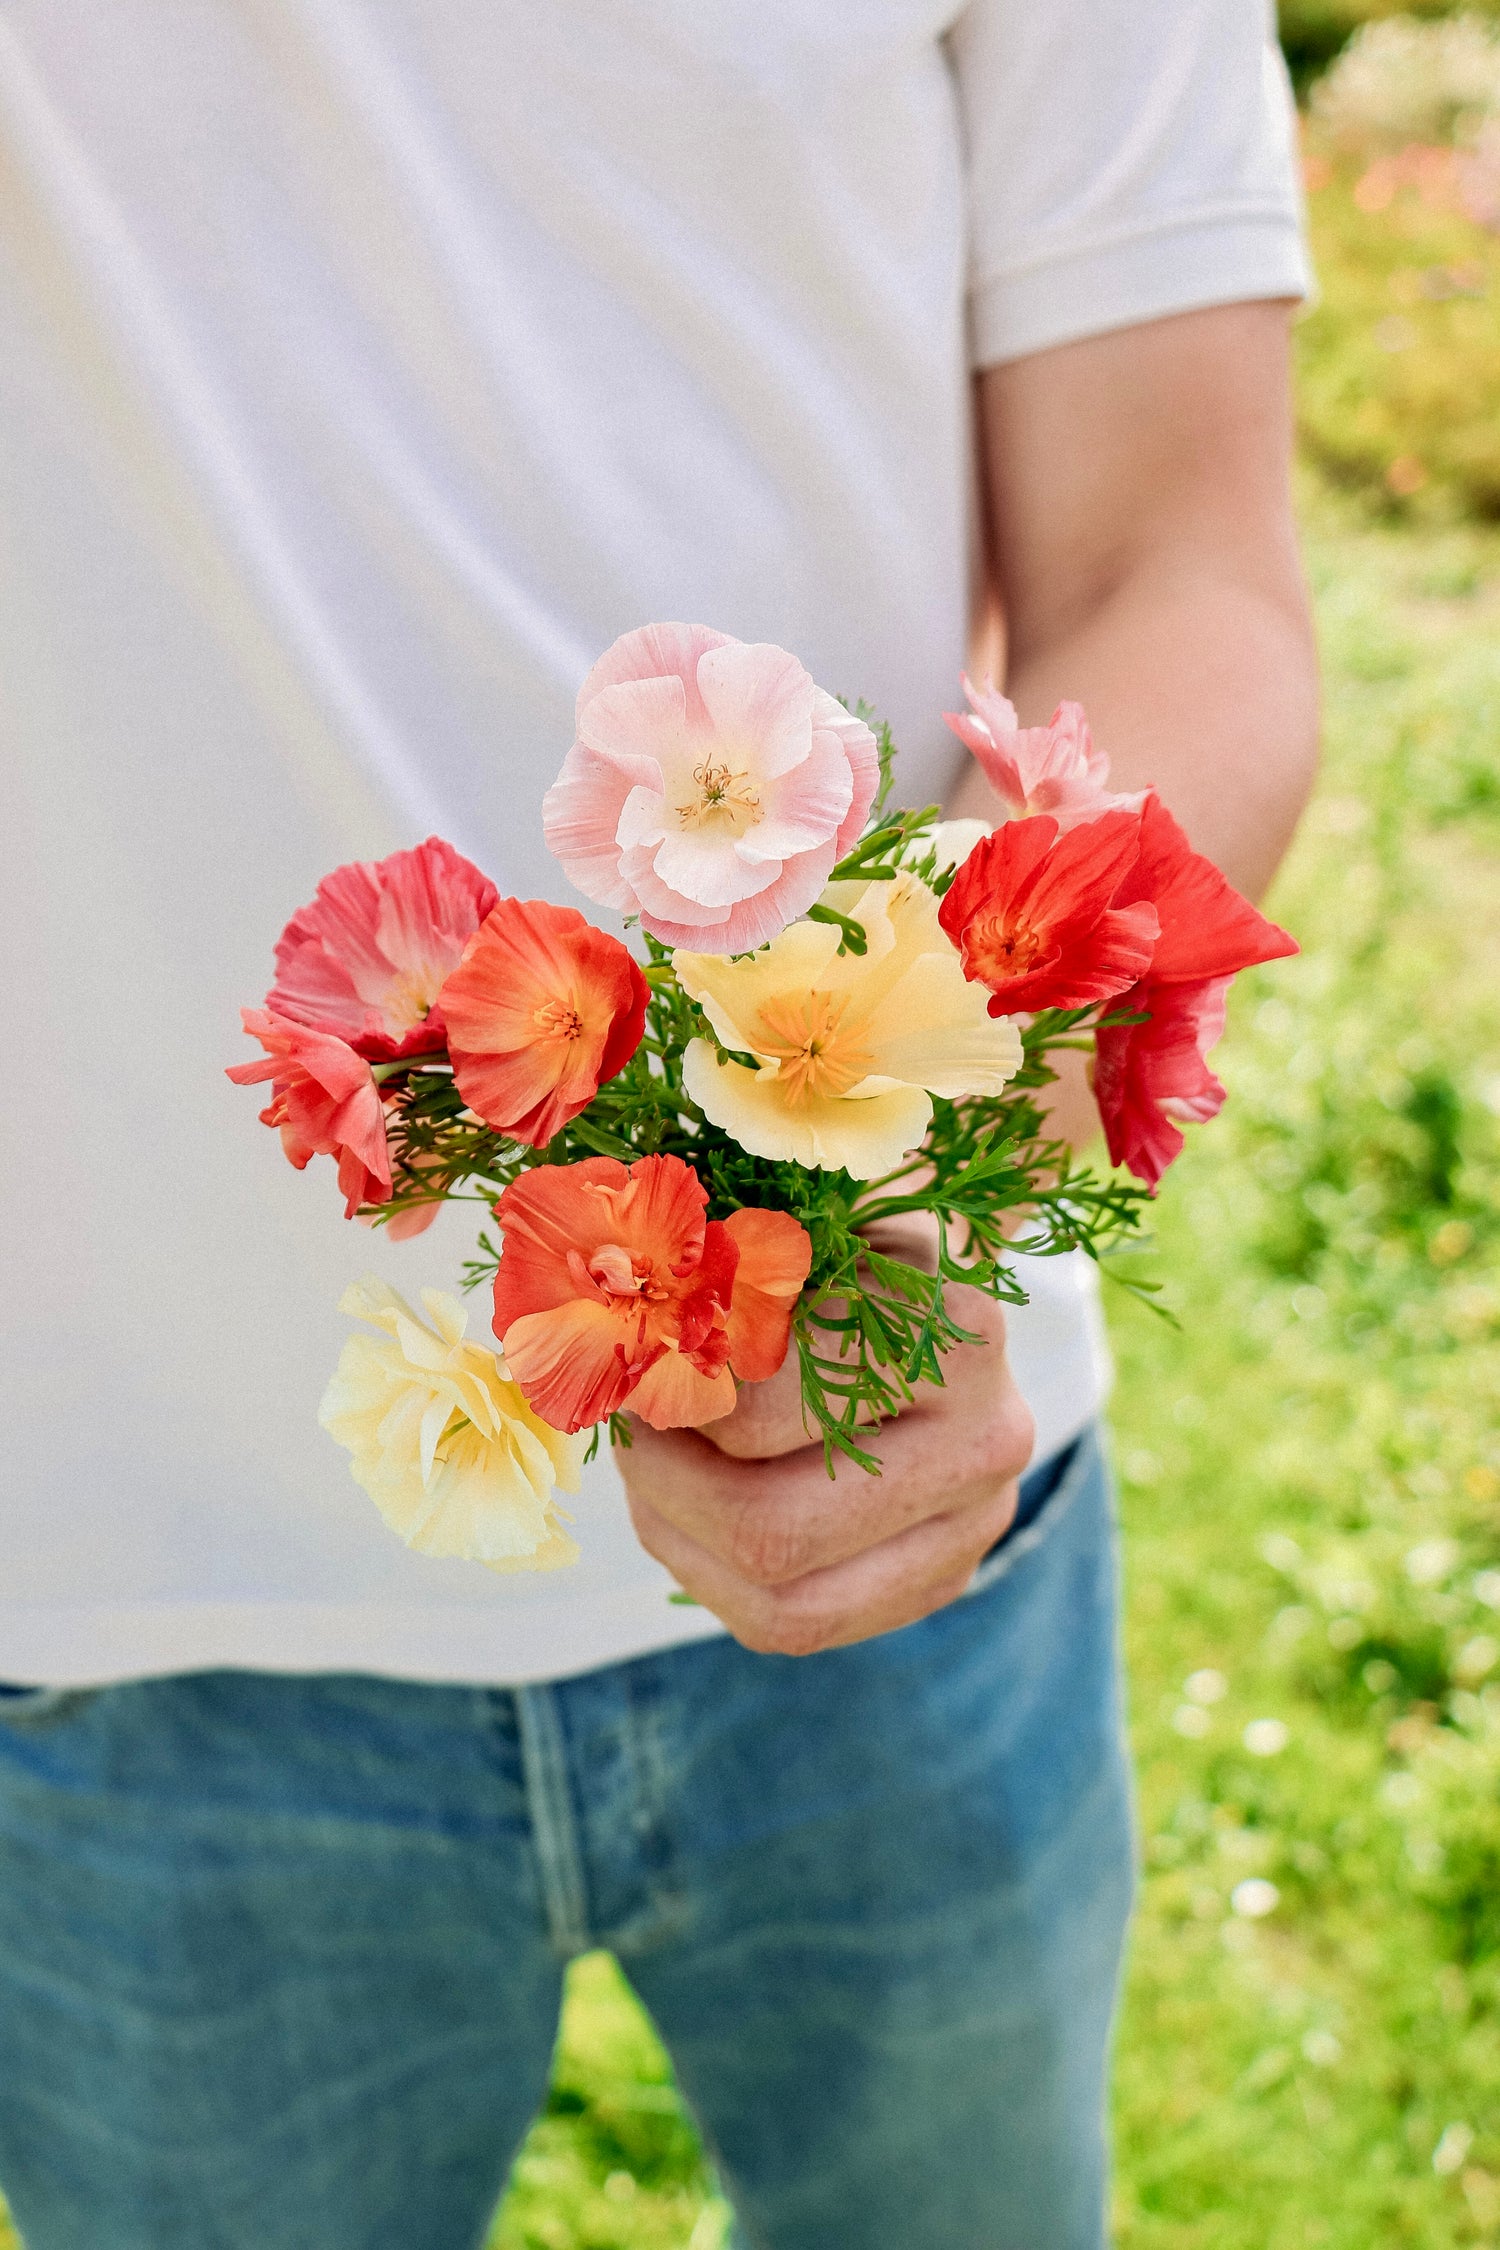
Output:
top-left (1093, 977), bottom-right (1232, 1191)
top-left (542, 624), bottom-right (879, 954)
top-left (945, 680), bottom-right (1129, 826)
top-left (227, 1009), bottom-right (393, 1217)
top-left (268, 837), bottom-right (498, 1062)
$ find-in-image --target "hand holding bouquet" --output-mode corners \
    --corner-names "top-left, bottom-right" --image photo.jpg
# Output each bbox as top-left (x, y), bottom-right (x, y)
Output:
top-left (230, 625), bottom-right (1295, 1574)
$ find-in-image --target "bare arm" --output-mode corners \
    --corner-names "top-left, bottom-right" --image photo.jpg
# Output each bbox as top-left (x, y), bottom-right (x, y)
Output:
top-left (954, 299), bottom-right (1321, 1142)
top-left (623, 298), bottom-right (1320, 1654)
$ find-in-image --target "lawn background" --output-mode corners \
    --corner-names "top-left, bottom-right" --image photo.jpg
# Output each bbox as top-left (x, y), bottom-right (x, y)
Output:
top-left (5, 18), bottom-right (1500, 2250)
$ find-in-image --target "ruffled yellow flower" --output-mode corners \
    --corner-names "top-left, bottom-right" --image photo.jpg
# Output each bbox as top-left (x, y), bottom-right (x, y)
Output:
top-left (675, 872), bottom-right (1022, 1178)
top-left (319, 1277), bottom-right (585, 1571)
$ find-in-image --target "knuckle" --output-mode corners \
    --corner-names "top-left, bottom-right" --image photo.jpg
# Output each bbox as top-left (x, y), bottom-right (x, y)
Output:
top-left (977, 1396), bottom-right (1034, 1485)
top-left (773, 1616), bottom-right (836, 1659)
top-left (727, 1507), bottom-right (810, 1589)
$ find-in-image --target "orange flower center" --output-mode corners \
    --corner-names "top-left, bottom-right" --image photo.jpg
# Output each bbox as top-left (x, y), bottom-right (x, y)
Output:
top-left (974, 915), bottom-right (1046, 977)
top-left (676, 760), bottom-right (762, 837)
top-left (754, 990), bottom-right (874, 1105)
top-left (534, 996), bottom-right (585, 1042)
top-left (583, 1242), bottom-right (670, 1307)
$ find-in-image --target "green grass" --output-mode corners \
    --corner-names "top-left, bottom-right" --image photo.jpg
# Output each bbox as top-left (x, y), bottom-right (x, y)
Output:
top-left (1108, 480), bottom-right (1500, 2246)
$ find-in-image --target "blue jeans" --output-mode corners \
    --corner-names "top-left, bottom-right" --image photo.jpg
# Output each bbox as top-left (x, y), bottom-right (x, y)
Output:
top-left (0, 1426), bottom-right (1132, 2250)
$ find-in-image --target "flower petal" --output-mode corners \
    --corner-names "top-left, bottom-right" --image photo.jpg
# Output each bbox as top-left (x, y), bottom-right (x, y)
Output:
top-left (499, 1300), bottom-right (640, 1434)
top-left (865, 953), bottom-right (1023, 1096)
top-left (574, 622), bottom-right (729, 727)
top-left (1094, 975), bottom-right (1231, 1189)
top-left (441, 898), bottom-right (647, 1147)
top-left (628, 1350), bottom-right (737, 1429)
top-left (736, 729), bottom-right (855, 863)
top-left (812, 694), bottom-right (881, 855)
top-left (683, 1040), bottom-right (931, 1177)
top-left (319, 1280), bottom-right (587, 1568)
top-left (1113, 794), bottom-right (1298, 983)
top-left (269, 837), bottom-right (498, 1058)
top-left (722, 1207), bottom-right (811, 1382)
top-left (541, 743), bottom-right (642, 911)
top-left (694, 640), bottom-right (817, 782)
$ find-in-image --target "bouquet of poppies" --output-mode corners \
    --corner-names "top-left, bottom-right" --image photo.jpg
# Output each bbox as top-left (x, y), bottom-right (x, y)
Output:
top-left (230, 624), bottom-right (1295, 1574)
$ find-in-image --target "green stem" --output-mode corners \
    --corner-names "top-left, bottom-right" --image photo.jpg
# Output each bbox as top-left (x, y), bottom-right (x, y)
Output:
top-left (370, 1052), bottom-right (450, 1084)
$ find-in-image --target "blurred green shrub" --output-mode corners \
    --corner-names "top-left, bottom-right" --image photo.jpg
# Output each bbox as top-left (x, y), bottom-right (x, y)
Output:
top-left (1296, 145), bottom-right (1500, 516)
top-left (1279, 0), bottom-right (1500, 88)
top-left (1311, 12), bottom-right (1500, 145)
top-left (1293, 15), bottom-right (1500, 518)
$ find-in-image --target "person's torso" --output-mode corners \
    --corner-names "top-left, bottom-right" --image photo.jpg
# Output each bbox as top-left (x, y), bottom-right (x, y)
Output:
top-left (0, 0), bottom-right (1108, 1686)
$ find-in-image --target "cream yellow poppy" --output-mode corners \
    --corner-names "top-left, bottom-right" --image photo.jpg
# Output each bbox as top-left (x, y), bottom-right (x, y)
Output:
top-left (674, 872), bottom-right (1021, 1178)
top-left (319, 1277), bottom-right (585, 1571)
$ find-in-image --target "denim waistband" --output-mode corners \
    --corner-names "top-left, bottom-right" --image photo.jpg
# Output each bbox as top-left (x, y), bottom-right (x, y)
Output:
top-left (1010, 1430), bottom-right (1084, 1544)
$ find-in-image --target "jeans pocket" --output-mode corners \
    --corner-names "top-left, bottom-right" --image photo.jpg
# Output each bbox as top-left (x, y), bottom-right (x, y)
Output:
top-left (963, 1422), bottom-right (1103, 1602)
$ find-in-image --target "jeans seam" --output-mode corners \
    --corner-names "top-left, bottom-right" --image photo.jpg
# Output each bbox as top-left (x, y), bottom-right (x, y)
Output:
top-left (514, 1684), bottom-right (592, 1958)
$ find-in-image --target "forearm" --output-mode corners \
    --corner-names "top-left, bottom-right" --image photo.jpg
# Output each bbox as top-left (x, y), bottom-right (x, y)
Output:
top-left (948, 561), bottom-right (1319, 902)
top-left (953, 303), bottom-right (1320, 897)
top-left (946, 564), bottom-right (1318, 1149)
top-left (946, 305), bottom-right (1320, 1147)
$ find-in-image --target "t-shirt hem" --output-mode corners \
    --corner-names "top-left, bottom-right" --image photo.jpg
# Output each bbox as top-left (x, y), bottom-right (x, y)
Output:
top-left (0, 1401), bottom-right (1107, 1692)
top-left (969, 209), bottom-right (1313, 369)
top-left (0, 1590), bottom-right (731, 1693)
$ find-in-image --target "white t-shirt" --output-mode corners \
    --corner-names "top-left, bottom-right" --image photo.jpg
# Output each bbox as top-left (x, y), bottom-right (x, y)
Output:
top-left (0, 2), bottom-right (1308, 1689)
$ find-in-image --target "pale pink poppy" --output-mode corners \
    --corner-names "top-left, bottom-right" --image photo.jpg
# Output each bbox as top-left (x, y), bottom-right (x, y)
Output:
top-left (542, 624), bottom-right (879, 954)
top-left (945, 679), bottom-right (1129, 827)
top-left (269, 838), bottom-right (498, 1063)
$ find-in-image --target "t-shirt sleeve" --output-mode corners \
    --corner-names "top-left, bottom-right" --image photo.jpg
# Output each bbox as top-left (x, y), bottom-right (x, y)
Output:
top-left (947, 0), bottom-right (1312, 368)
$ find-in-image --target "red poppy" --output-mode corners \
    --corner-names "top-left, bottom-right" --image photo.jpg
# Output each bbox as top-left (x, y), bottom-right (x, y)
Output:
top-left (1093, 797), bottom-right (1298, 1188)
top-left (1110, 795), bottom-right (1297, 984)
top-left (438, 898), bottom-right (649, 1148)
top-left (227, 1009), bottom-right (392, 1217)
top-left (490, 1155), bottom-right (811, 1432)
top-left (937, 808), bottom-right (1160, 1016)
top-left (1093, 977), bottom-right (1231, 1191)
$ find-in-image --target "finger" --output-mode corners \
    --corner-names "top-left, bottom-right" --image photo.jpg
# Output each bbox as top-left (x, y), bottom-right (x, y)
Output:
top-left (699, 1260), bottom-right (998, 1464)
top-left (627, 1478), bottom-right (1018, 1656)
top-left (620, 1354), bottom-right (1032, 1586)
top-left (686, 1353), bottom-right (816, 1462)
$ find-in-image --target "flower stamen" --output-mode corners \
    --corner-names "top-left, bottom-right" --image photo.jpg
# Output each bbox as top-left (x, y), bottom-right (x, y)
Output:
top-left (581, 1241), bottom-right (670, 1306)
top-left (754, 991), bottom-right (873, 1105)
top-left (677, 760), bottom-right (762, 836)
top-left (974, 916), bottom-right (1046, 974)
top-left (534, 997), bottom-right (585, 1042)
